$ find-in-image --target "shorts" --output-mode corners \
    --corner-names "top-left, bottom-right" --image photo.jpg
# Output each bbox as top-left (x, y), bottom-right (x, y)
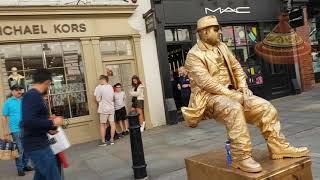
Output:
top-left (100, 113), bottom-right (114, 124)
top-left (115, 107), bottom-right (127, 122)
top-left (132, 100), bottom-right (144, 109)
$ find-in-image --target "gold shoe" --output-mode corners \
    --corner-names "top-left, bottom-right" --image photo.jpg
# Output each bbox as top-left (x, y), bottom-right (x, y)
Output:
top-left (271, 146), bottom-right (310, 159)
top-left (232, 157), bottom-right (263, 173)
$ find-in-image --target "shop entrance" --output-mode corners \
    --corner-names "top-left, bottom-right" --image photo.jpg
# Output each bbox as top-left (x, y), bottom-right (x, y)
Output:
top-left (167, 44), bottom-right (192, 110)
top-left (103, 61), bottom-right (136, 108)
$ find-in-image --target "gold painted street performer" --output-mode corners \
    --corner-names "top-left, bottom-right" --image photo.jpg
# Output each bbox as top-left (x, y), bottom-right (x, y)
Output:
top-left (181, 16), bottom-right (309, 173)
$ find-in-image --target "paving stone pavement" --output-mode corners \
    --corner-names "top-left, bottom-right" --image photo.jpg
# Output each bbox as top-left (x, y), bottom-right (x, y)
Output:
top-left (0, 84), bottom-right (320, 180)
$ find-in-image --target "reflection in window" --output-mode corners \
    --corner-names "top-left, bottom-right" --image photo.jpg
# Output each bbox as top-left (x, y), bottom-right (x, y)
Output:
top-left (0, 44), bottom-right (23, 72)
top-left (310, 20), bottom-right (318, 46)
top-left (177, 29), bottom-right (190, 41)
top-left (0, 41), bottom-right (89, 119)
top-left (44, 42), bottom-right (63, 68)
top-left (116, 40), bottom-right (132, 56)
top-left (22, 43), bottom-right (43, 70)
top-left (165, 28), bottom-right (190, 42)
top-left (165, 29), bottom-right (175, 41)
top-left (100, 41), bottom-right (117, 56)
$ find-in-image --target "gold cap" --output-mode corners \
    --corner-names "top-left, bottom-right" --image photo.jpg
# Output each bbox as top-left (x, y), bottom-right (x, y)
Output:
top-left (197, 16), bottom-right (219, 31)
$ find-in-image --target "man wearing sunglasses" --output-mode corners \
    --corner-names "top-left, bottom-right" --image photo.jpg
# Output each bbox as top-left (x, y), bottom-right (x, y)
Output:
top-left (2, 84), bottom-right (33, 176)
top-left (181, 15), bottom-right (309, 173)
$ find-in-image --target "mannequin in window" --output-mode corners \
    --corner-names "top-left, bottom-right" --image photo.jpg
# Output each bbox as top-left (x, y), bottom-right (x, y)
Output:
top-left (8, 67), bottom-right (25, 88)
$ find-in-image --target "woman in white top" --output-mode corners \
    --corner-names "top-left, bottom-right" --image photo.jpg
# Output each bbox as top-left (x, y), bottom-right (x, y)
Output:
top-left (130, 75), bottom-right (145, 132)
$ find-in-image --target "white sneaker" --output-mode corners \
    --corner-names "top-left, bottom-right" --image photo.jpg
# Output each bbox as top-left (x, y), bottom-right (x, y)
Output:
top-left (140, 122), bottom-right (146, 132)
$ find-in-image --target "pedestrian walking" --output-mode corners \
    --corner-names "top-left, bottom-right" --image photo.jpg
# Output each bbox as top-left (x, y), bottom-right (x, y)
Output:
top-left (2, 84), bottom-right (33, 176)
top-left (94, 75), bottom-right (116, 146)
top-left (21, 69), bottom-right (64, 180)
top-left (130, 75), bottom-right (145, 132)
top-left (177, 66), bottom-right (191, 107)
top-left (114, 83), bottom-right (129, 136)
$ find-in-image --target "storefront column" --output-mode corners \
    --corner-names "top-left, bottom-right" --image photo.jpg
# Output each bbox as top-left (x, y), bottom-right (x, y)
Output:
top-left (296, 7), bottom-right (316, 91)
top-left (91, 37), bottom-right (104, 77)
top-left (0, 59), bottom-right (6, 138)
top-left (132, 35), bottom-right (154, 129)
top-left (80, 38), bottom-right (98, 116)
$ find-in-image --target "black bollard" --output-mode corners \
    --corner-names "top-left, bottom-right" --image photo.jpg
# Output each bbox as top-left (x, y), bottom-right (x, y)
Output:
top-left (128, 111), bottom-right (147, 179)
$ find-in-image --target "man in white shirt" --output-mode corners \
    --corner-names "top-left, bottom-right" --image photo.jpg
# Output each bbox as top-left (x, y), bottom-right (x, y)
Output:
top-left (94, 75), bottom-right (115, 146)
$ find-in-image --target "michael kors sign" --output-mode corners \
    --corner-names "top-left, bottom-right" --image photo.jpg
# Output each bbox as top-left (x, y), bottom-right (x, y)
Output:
top-left (0, 23), bottom-right (87, 36)
top-left (205, 7), bottom-right (251, 14)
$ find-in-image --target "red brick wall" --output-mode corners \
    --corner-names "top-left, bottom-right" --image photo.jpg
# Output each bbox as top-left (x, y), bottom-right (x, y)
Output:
top-left (295, 7), bottom-right (315, 91)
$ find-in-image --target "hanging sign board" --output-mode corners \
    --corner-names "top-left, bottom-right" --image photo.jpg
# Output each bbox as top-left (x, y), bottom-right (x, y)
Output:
top-left (143, 9), bottom-right (156, 33)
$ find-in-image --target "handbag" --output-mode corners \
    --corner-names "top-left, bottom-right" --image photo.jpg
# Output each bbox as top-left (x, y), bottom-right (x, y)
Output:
top-left (47, 127), bottom-right (71, 155)
top-left (0, 139), bottom-right (19, 160)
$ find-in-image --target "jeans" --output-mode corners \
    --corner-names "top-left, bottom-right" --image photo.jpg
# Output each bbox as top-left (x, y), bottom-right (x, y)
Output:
top-left (11, 132), bottom-right (28, 171)
top-left (26, 147), bottom-right (61, 180)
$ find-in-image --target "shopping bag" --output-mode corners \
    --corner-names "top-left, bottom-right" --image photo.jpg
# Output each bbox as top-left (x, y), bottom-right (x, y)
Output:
top-left (47, 127), bottom-right (71, 154)
top-left (1, 141), bottom-right (14, 160)
top-left (11, 142), bottom-right (19, 158)
top-left (0, 139), bottom-right (5, 159)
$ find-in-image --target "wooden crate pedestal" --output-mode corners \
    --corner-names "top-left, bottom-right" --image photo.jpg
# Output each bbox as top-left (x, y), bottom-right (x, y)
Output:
top-left (185, 149), bottom-right (312, 180)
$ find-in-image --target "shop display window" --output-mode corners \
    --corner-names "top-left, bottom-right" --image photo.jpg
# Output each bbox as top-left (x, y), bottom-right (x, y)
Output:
top-left (177, 29), bottom-right (190, 41)
top-left (222, 26), bottom-right (235, 46)
top-left (221, 25), bottom-right (263, 86)
top-left (246, 25), bottom-right (258, 45)
top-left (234, 26), bottom-right (247, 46)
top-left (0, 41), bottom-right (89, 118)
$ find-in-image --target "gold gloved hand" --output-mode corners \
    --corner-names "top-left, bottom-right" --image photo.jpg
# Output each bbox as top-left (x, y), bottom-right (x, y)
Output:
top-left (238, 87), bottom-right (253, 97)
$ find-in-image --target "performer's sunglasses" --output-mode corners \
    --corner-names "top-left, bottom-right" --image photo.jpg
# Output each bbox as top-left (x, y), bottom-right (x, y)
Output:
top-left (213, 26), bottom-right (221, 32)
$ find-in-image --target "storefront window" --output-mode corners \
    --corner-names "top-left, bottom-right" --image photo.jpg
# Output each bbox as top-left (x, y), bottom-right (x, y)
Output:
top-left (0, 41), bottom-right (89, 118)
top-left (165, 28), bottom-right (191, 42)
top-left (221, 24), bottom-right (262, 86)
top-left (234, 26), bottom-right (247, 46)
top-left (310, 18), bottom-right (320, 82)
top-left (312, 50), bottom-right (320, 73)
top-left (165, 29), bottom-right (176, 42)
top-left (246, 25), bottom-right (258, 45)
top-left (100, 39), bottom-right (132, 57)
top-left (222, 26), bottom-right (234, 46)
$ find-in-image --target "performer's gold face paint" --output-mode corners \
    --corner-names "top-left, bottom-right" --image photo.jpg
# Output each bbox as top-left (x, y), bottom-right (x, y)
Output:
top-left (199, 26), bottom-right (221, 46)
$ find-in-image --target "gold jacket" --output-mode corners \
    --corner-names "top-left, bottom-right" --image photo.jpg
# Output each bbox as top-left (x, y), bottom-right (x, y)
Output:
top-left (181, 40), bottom-right (248, 127)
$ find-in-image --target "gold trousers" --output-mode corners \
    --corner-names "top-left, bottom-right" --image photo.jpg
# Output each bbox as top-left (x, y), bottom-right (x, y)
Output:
top-left (204, 95), bottom-right (289, 161)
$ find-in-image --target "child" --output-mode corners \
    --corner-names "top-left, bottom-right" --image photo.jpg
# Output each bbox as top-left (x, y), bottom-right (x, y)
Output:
top-left (113, 83), bottom-right (129, 135)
